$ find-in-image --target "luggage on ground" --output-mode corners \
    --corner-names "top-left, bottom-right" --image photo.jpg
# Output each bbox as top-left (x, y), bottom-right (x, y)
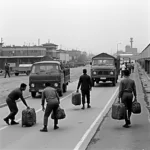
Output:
top-left (72, 92), bottom-right (81, 105)
top-left (22, 108), bottom-right (36, 127)
top-left (132, 101), bottom-right (141, 114)
top-left (51, 107), bottom-right (66, 119)
top-left (111, 103), bottom-right (125, 120)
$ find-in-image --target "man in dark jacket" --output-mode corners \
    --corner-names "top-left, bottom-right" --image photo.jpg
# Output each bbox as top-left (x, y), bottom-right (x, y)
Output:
top-left (4, 63), bottom-right (10, 78)
top-left (77, 69), bottom-right (92, 109)
top-left (118, 69), bottom-right (137, 128)
top-left (40, 82), bottom-right (60, 132)
top-left (4, 83), bottom-right (30, 125)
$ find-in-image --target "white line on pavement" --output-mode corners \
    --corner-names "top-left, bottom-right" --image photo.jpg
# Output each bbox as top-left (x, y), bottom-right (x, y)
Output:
top-left (73, 87), bottom-right (119, 150)
top-left (0, 91), bottom-right (75, 131)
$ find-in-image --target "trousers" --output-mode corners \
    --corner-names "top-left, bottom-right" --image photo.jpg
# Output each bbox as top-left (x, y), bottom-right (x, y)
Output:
top-left (44, 101), bottom-right (59, 126)
top-left (6, 97), bottom-right (18, 120)
top-left (81, 90), bottom-right (90, 105)
top-left (121, 92), bottom-right (133, 123)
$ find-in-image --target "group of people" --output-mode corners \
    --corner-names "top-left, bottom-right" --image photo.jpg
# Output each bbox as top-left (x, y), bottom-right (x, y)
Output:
top-left (120, 62), bottom-right (134, 78)
top-left (3, 68), bottom-right (92, 132)
top-left (3, 64), bottom-right (137, 131)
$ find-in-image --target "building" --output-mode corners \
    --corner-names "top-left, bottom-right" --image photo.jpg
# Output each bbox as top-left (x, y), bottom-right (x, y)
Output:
top-left (56, 49), bottom-right (70, 63)
top-left (67, 50), bottom-right (81, 61)
top-left (125, 45), bottom-right (138, 55)
top-left (42, 43), bottom-right (58, 58)
top-left (138, 43), bottom-right (150, 74)
top-left (0, 43), bottom-right (58, 69)
top-left (2, 46), bottom-right (46, 56)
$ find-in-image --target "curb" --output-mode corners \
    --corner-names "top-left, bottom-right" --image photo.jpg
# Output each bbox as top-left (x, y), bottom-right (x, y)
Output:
top-left (0, 95), bottom-right (31, 108)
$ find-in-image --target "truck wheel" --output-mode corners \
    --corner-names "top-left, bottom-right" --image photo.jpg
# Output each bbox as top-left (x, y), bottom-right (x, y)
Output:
top-left (63, 84), bottom-right (67, 93)
top-left (92, 79), bottom-right (95, 87)
top-left (112, 80), bottom-right (116, 86)
top-left (15, 73), bottom-right (19, 76)
top-left (31, 92), bottom-right (36, 98)
top-left (26, 71), bottom-right (30, 75)
top-left (58, 90), bottom-right (63, 97)
top-left (96, 81), bottom-right (99, 84)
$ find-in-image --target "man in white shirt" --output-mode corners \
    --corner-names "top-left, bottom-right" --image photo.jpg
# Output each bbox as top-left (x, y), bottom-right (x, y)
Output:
top-left (121, 63), bottom-right (126, 78)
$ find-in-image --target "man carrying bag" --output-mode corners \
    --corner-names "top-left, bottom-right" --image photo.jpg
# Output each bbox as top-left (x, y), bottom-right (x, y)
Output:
top-left (40, 82), bottom-right (60, 132)
top-left (117, 69), bottom-right (137, 128)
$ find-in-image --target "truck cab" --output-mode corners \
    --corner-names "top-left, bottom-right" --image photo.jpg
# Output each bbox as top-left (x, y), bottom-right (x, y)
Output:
top-left (90, 53), bottom-right (120, 86)
top-left (29, 61), bottom-right (70, 98)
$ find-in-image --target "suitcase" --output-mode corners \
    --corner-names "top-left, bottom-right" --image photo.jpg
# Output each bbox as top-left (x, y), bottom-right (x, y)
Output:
top-left (51, 107), bottom-right (66, 119)
top-left (72, 92), bottom-right (81, 105)
top-left (22, 108), bottom-right (36, 127)
top-left (111, 103), bottom-right (125, 120)
top-left (132, 101), bottom-right (141, 114)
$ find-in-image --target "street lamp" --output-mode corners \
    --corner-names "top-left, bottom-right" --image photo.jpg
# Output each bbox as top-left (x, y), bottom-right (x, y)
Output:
top-left (117, 43), bottom-right (121, 55)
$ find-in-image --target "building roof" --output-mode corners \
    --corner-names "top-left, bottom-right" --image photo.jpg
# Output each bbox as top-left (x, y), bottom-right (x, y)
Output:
top-left (33, 61), bottom-right (61, 65)
top-left (42, 43), bottom-right (58, 46)
top-left (92, 53), bottom-right (115, 59)
top-left (0, 55), bottom-right (45, 58)
top-left (141, 43), bottom-right (150, 54)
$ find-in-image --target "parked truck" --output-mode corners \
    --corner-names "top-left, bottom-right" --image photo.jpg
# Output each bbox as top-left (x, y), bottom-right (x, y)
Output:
top-left (90, 53), bottom-right (120, 86)
top-left (29, 60), bottom-right (70, 98)
top-left (12, 64), bottom-right (32, 76)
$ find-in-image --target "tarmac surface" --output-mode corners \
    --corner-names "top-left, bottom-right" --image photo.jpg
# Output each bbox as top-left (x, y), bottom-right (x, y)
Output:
top-left (86, 63), bottom-right (150, 150)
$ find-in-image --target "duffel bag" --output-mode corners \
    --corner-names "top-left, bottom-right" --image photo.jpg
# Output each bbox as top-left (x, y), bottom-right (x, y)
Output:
top-left (51, 107), bottom-right (66, 119)
top-left (111, 103), bottom-right (125, 120)
top-left (72, 92), bottom-right (81, 105)
top-left (22, 108), bottom-right (36, 127)
top-left (132, 101), bottom-right (141, 114)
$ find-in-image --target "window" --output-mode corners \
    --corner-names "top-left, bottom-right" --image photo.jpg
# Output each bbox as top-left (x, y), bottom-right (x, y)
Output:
top-left (31, 63), bottom-right (59, 73)
top-left (92, 59), bottom-right (114, 66)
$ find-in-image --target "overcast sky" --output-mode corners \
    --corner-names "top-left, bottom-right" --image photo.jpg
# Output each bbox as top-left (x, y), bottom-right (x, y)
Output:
top-left (0, 0), bottom-right (149, 55)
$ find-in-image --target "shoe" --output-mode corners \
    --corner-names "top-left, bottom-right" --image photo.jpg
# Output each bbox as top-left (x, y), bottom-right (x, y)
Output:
top-left (4, 118), bottom-right (9, 125)
top-left (123, 124), bottom-right (130, 128)
top-left (87, 105), bottom-right (91, 108)
top-left (54, 126), bottom-right (59, 130)
top-left (11, 121), bottom-right (19, 125)
top-left (40, 128), bottom-right (48, 132)
top-left (127, 120), bottom-right (131, 125)
top-left (81, 106), bottom-right (85, 109)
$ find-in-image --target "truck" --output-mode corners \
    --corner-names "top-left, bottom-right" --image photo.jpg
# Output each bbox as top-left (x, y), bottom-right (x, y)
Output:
top-left (29, 61), bottom-right (70, 98)
top-left (12, 64), bottom-right (32, 76)
top-left (90, 53), bottom-right (120, 86)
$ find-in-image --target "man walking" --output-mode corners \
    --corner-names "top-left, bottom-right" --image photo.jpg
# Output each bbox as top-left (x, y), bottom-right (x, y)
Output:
top-left (40, 82), bottom-right (60, 132)
top-left (118, 69), bottom-right (137, 128)
top-left (4, 63), bottom-right (10, 78)
top-left (77, 69), bottom-right (92, 109)
top-left (120, 62), bottom-right (126, 78)
top-left (4, 83), bottom-right (30, 125)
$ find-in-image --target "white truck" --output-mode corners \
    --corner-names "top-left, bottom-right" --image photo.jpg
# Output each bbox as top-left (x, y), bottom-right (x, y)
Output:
top-left (12, 64), bottom-right (32, 76)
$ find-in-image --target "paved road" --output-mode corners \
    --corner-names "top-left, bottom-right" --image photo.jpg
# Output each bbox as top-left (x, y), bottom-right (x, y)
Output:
top-left (0, 77), bottom-right (119, 150)
top-left (0, 66), bottom-right (90, 105)
top-left (86, 64), bottom-right (150, 150)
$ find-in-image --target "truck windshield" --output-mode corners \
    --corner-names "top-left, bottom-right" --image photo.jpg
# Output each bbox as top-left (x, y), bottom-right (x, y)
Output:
top-left (31, 63), bottom-right (59, 74)
top-left (92, 59), bottom-right (114, 66)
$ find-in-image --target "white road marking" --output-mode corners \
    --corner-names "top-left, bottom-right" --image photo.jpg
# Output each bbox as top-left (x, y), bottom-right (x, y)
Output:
top-left (0, 91), bottom-right (75, 131)
top-left (73, 87), bottom-right (119, 150)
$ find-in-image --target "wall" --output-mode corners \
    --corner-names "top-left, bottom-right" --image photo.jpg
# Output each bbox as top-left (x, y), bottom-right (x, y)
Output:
top-left (2, 46), bottom-right (46, 56)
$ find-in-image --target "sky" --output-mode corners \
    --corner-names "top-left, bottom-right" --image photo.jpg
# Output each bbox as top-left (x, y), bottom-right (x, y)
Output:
top-left (0, 0), bottom-right (149, 55)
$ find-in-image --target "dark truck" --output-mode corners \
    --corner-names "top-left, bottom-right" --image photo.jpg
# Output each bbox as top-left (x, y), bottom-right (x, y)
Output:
top-left (29, 61), bottom-right (70, 98)
top-left (90, 53), bottom-right (120, 86)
